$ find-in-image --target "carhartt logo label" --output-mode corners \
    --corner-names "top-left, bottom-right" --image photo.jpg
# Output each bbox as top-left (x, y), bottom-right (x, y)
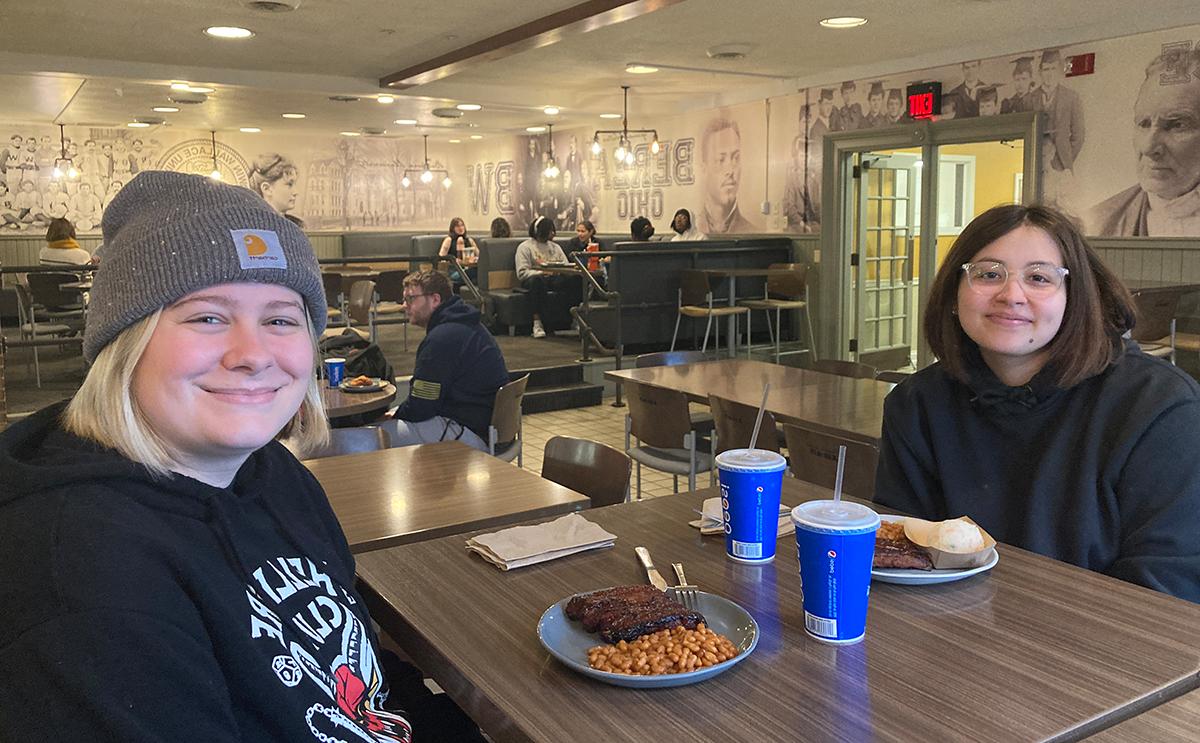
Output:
top-left (231, 229), bottom-right (288, 269)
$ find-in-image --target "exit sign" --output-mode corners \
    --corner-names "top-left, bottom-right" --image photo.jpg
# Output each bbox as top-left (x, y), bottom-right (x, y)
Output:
top-left (907, 81), bottom-right (942, 120)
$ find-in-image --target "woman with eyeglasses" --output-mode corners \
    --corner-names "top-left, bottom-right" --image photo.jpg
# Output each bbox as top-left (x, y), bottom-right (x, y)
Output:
top-left (875, 204), bottom-right (1200, 602)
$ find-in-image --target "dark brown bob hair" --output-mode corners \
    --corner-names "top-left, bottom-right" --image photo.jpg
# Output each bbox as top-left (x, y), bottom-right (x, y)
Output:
top-left (924, 204), bottom-right (1134, 388)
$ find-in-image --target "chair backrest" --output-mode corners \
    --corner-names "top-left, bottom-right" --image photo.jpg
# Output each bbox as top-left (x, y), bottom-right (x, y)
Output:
top-left (1130, 291), bottom-right (1179, 342)
top-left (811, 359), bottom-right (878, 380)
top-left (305, 425), bottom-right (390, 459)
top-left (348, 279), bottom-right (376, 325)
top-left (321, 272), bottom-right (343, 308)
top-left (766, 263), bottom-right (809, 299)
top-left (875, 370), bottom-right (911, 384)
top-left (490, 374), bottom-right (530, 444)
top-left (626, 383), bottom-right (694, 449)
top-left (678, 269), bottom-right (712, 307)
top-left (541, 436), bottom-right (632, 507)
top-left (709, 395), bottom-right (779, 454)
top-left (782, 423), bottom-right (880, 500)
top-left (375, 270), bottom-right (408, 303)
top-left (634, 350), bottom-right (709, 368)
top-left (26, 272), bottom-right (83, 310)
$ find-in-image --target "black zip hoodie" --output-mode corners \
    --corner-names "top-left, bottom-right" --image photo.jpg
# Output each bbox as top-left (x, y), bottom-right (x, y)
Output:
top-left (0, 402), bottom-right (412, 741)
top-left (875, 341), bottom-right (1200, 602)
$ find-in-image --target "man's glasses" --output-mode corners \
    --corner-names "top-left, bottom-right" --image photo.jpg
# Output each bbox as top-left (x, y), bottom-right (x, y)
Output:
top-left (402, 293), bottom-right (428, 304)
top-left (961, 261), bottom-right (1069, 295)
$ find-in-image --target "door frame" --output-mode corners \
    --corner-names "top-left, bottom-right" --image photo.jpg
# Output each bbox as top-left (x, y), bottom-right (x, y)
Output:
top-left (817, 111), bottom-right (1042, 364)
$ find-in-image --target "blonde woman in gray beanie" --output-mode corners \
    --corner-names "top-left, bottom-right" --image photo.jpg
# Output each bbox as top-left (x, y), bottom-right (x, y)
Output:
top-left (0, 171), bottom-right (466, 741)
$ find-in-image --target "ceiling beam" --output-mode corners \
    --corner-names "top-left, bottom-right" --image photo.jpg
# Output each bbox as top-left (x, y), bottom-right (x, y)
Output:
top-left (380, 0), bottom-right (684, 90)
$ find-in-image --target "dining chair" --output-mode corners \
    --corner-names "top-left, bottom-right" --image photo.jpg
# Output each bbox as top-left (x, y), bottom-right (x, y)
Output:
top-left (737, 263), bottom-right (817, 363)
top-left (13, 282), bottom-right (77, 388)
top-left (541, 436), bottom-right (632, 507)
top-left (346, 279), bottom-right (378, 342)
top-left (489, 374), bottom-right (530, 465)
top-left (624, 382), bottom-right (714, 499)
top-left (632, 350), bottom-right (715, 436)
top-left (669, 269), bottom-right (748, 358)
top-left (875, 370), bottom-right (911, 384)
top-left (1130, 290), bottom-right (1180, 364)
top-left (708, 395), bottom-right (781, 455)
top-left (782, 423), bottom-right (880, 501)
top-left (25, 272), bottom-right (86, 326)
top-left (304, 425), bottom-right (390, 460)
top-left (810, 359), bottom-right (878, 380)
top-left (320, 272), bottom-right (346, 326)
top-left (371, 270), bottom-right (409, 351)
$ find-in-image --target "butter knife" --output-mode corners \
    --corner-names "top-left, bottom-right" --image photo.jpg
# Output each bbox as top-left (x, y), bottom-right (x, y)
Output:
top-left (635, 546), bottom-right (669, 591)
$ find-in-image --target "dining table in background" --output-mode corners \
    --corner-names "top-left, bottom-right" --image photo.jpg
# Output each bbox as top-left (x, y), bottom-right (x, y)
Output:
top-left (356, 479), bottom-right (1200, 743)
top-left (606, 359), bottom-right (889, 443)
top-left (1088, 688), bottom-right (1200, 742)
top-left (320, 380), bottom-right (396, 425)
top-left (304, 440), bottom-right (588, 553)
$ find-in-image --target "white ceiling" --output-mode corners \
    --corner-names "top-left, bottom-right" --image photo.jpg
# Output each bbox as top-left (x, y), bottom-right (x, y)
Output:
top-left (0, 0), bottom-right (1197, 139)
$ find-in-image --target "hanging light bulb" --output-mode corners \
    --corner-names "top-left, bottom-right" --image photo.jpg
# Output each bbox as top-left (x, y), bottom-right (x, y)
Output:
top-left (52, 165), bottom-right (64, 179)
top-left (52, 124), bottom-right (74, 181)
top-left (624, 150), bottom-right (636, 166)
top-left (650, 136), bottom-right (661, 155)
top-left (614, 140), bottom-right (626, 162)
top-left (542, 123), bottom-right (560, 178)
top-left (442, 176), bottom-right (452, 189)
top-left (401, 175), bottom-right (412, 188)
top-left (591, 136), bottom-right (601, 156)
top-left (67, 165), bottom-right (79, 179)
top-left (210, 168), bottom-right (223, 181)
top-left (208, 130), bottom-right (222, 180)
top-left (421, 168), bottom-right (434, 184)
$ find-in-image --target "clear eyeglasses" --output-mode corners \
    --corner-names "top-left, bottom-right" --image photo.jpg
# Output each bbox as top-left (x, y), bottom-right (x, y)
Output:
top-left (961, 261), bottom-right (1069, 295)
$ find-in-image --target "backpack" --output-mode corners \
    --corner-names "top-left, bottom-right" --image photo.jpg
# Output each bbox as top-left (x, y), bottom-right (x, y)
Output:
top-left (318, 330), bottom-right (395, 383)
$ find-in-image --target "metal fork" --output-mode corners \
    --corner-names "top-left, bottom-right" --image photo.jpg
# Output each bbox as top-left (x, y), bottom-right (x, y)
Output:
top-left (671, 562), bottom-right (700, 610)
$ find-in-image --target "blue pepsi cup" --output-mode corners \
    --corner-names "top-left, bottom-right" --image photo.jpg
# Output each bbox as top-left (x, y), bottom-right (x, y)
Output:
top-left (324, 357), bottom-right (346, 388)
top-left (791, 500), bottom-right (880, 645)
top-left (716, 449), bottom-right (787, 564)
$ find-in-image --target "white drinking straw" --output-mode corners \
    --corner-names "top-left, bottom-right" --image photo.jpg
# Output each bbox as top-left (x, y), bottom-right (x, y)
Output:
top-left (749, 383), bottom-right (771, 450)
top-left (832, 445), bottom-right (847, 503)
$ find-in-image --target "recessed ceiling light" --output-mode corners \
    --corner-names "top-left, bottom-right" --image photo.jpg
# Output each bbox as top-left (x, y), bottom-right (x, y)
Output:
top-left (625, 63), bottom-right (659, 74)
top-left (205, 26), bottom-right (255, 39)
top-left (281, 112), bottom-right (306, 119)
top-left (469, 134), bottom-right (484, 140)
top-left (448, 138), bottom-right (462, 143)
top-left (153, 106), bottom-right (180, 113)
top-left (456, 103), bottom-right (482, 111)
top-left (127, 122), bottom-right (151, 128)
top-left (393, 118), bottom-right (417, 125)
top-left (240, 127), bottom-right (261, 133)
top-left (599, 113), bottom-right (622, 119)
top-left (377, 95), bottom-right (395, 104)
top-left (339, 131), bottom-right (361, 136)
top-left (543, 106), bottom-right (560, 116)
top-left (187, 85), bottom-right (215, 93)
top-left (170, 82), bottom-right (191, 91)
top-left (819, 16), bottom-right (868, 28)
top-left (526, 126), bottom-right (546, 133)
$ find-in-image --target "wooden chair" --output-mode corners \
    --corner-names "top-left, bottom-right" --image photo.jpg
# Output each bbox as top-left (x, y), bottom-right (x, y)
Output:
top-left (371, 270), bottom-right (409, 351)
top-left (1131, 290), bottom-right (1180, 364)
top-left (489, 374), bottom-right (530, 465)
top-left (670, 269), bottom-right (748, 358)
top-left (782, 423), bottom-right (880, 500)
top-left (320, 272), bottom-right (345, 325)
top-left (811, 359), bottom-right (878, 380)
top-left (875, 370), bottom-right (911, 384)
top-left (738, 263), bottom-right (817, 363)
top-left (541, 436), bottom-right (632, 507)
top-left (304, 425), bottom-right (390, 460)
top-left (634, 350), bottom-right (709, 368)
top-left (13, 283), bottom-right (77, 388)
top-left (708, 395), bottom-right (780, 455)
top-left (625, 382), bottom-right (713, 498)
top-left (344, 279), bottom-right (378, 342)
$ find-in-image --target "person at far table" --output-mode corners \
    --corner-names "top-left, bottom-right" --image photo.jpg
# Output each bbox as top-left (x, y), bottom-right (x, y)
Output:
top-left (391, 270), bottom-right (509, 450)
top-left (439, 216), bottom-right (479, 284)
top-left (564, 219), bottom-right (608, 288)
top-left (0, 171), bottom-right (488, 741)
top-left (875, 204), bottom-right (1200, 602)
top-left (670, 208), bottom-right (707, 241)
top-left (515, 215), bottom-right (579, 338)
top-left (630, 215), bottom-right (655, 241)
top-left (39, 216), bottom-right (94, 266)
top-left (489, 216), bottom-right (511, 238)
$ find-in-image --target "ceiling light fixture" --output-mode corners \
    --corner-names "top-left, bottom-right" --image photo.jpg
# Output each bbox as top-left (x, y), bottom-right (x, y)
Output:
top-left (599, 113), bottom-right (621, 119)
top-left (401, 134), bottom-right (451, 190)
top-left (448, 138), bottom-right (461, 143)
top-left (339, 131), bottom-right (361, 136)
top-left (819, 16), bottom-right (868, 28)
top-left (209, 131), bottom-right (222, 180)
top-left (205, 26), bottom-right (255, 38)
top-left (187, 85), bottom-right (215, 93)
top-left (592, 85), bottom-right (659, 165)
top-left (153, 106), bottom-right (180, 113)
top-left (51, 123), bottom-right (78, 180)
top-left (170, 82), bottom-right (191, 91)
top-left (525, 126), bottom-right (546, 133)
top-left (393, 118), bottom-right (417, 125)
top-left (281, 112), bottom-right (306, 119)
top-left (127, 121), bottom-right (151, 128)
top-left (542, 123), bottom-right (560, 179)
top-left (240, 127), bottom-right (261, 133)
top-left (543, 106), bottom-right (560, 116)
top-left (377, 95), bottom-right (395, 104)
top-left (625, 63), bottom-right (659, 74)
top-left (456, 103), bottom-right (482, 111)
top-left (469, 134), bottom-right (483, 140)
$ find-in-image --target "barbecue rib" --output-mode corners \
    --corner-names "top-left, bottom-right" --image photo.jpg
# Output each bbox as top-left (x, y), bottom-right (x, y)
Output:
top-left (874, 521), bottom-right (934, 570)
top-left (565, 585), bottom-right (706, 643)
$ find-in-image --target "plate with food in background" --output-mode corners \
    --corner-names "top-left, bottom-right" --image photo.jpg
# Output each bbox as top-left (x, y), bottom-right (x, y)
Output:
top-left (537, 585), bottom-right (758, 688)
top-left (872, 514), bottom-right (999, 585)
top-left (339, 375), bottom-right (384, 393)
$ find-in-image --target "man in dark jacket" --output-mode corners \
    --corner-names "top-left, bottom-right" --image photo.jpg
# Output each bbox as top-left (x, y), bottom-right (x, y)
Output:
top-left (391, 270), bottom-right (509, 450)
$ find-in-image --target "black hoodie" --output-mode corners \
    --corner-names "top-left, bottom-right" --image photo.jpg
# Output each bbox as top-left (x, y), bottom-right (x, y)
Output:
top-left (0, 402), bottom-right (413, 741)
top-left (875, 341), bottom-right (1200, 602)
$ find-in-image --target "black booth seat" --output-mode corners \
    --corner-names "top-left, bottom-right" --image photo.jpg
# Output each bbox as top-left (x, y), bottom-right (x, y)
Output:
top-left (476, 237), bottom-right (575, 335)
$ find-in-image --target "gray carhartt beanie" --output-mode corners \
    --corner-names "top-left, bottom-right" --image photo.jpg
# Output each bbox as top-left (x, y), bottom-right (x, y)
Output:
top-left (83, 170), bottom-right (326, 362)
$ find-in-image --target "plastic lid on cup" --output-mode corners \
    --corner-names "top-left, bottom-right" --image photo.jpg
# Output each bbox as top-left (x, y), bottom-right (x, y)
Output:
top-left (791, 500), bottom-right (880, 535)
top-left (715, 448), bottom-right (787, 473)
top-left (324, 357), bottom-right (346, 363)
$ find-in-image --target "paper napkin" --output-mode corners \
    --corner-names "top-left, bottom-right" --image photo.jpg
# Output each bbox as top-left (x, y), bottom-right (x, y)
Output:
top-left (688, 497), bottom-right (796, 537)
top-left (466, 513), bottom-right (617, 570)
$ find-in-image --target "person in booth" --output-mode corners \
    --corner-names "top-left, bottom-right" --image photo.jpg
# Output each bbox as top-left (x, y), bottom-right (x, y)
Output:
top-left (390, 270), bottom-right (509, 450)
top-left (515, 215), bottom-right (578, 338)
top-left (630, 215), bottom-right (655, 241)
top-left (670, 208), bottom-right (707, 241)
top-left (875, 204), bottom-right (1200, 603)
top-left (0, 171), bottom-right (485, 741)
top-left (438, 216), bottom-right (479, 284)
top-left (39, 216), bottom-right (94, 266)
top-left (489, 216), bottom-right (512, 238)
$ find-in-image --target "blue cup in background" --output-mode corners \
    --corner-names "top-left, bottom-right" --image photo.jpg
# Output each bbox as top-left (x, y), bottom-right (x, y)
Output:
top-left (717, 449), bottom-right (788, 564)
top-left (324, 357), bottom-right (346, 388)
top-left (791, 500), bottom-right (880, 644)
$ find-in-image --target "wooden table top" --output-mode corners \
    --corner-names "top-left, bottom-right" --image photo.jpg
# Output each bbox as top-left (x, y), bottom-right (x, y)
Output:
top-left (356, 480), bottom-right (1200, 743)
top-left (305, 441), bottom-right (589, 553)
top-left (320, 382), bottom-right (397, 419)
top-left (697, 267), bottom-right (796, 278)
top-left (605, 359), bottom-right (889, 443)
top-left (1088, 690), bottom-right (1200, 742)
top-left (1124, 279), bottom-right (1200, 295)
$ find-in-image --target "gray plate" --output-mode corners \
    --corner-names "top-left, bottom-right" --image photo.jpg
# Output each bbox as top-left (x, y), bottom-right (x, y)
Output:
top-left (536, 589), bottom-right (759, 688)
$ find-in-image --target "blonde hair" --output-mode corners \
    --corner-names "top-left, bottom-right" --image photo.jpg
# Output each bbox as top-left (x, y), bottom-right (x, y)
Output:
top-left (63, 311), bottom-right (330, 477)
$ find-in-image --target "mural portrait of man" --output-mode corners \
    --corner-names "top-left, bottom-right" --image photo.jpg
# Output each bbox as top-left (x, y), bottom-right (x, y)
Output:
top-left (698, 116), bottom-right (758, 234)
top-left (1088, 48), bottom-right (1200, 236)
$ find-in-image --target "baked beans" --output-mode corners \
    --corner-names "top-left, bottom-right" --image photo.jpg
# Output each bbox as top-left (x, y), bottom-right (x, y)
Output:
top-left (586, 623), bottom-right (741, 675)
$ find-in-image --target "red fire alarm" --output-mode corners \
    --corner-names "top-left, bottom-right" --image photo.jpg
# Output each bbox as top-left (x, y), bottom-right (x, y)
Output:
top-left (1065, 53), bottom-right (1095, 77)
